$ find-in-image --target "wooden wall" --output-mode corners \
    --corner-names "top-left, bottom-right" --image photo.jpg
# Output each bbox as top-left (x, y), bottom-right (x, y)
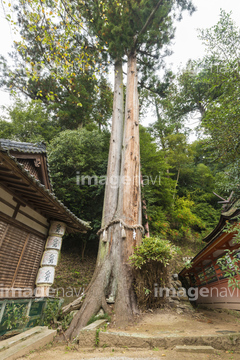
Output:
top-left (0, 186), bottom-right (49, 235)
top-left (0, 186), bottom-right (49, 297)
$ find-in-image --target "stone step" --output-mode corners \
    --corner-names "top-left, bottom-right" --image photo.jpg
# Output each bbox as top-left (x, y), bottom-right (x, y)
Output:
top-left (80, 319), bottom-right (107, 332)
top-left (0, 326), bottom-right (46, 351)
top-left (0, 326), bottom-right (56, 360)
top-left (174, 345), bottom-right (216, 354)
top-left (77, 328), bottom-right (240, 351)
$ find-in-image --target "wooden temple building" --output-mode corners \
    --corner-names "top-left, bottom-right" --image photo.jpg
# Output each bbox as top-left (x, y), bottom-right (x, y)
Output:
top-left (0, 139), bottom-right (90, 333)
top-left (179, 199), bottom-right (240, 310)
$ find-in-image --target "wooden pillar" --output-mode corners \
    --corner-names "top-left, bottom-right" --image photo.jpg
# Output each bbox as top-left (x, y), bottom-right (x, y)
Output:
top-left (35, 221), bottom-right (66, 297)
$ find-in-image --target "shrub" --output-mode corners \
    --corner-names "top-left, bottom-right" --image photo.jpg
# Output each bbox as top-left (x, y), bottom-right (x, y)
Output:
top-left (129, 236), bottom-right (177, 269)
top-left (129, 236), bottom-right (178, 309)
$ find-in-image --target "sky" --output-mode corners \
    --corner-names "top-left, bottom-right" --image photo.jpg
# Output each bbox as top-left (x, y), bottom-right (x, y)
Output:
top-left (166, 0), bottom-right (240, 70)
top-left (0, 0), bottom-right (240, 121)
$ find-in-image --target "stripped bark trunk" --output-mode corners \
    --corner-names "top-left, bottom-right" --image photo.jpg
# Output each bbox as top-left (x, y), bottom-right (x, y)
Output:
top-left (101, 60), bottom-right (124, 228)
top-left (113, 51), bottom-right (142, 326)
top-left (65, 55), bottom-right (142, 340)
top-left (141, 175), bottom-right (150, 238)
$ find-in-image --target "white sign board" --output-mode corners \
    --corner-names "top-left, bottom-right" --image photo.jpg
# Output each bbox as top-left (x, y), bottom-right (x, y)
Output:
top-left (36, 266), bottom-right (55, 285)
top-left (46, 236), bottom-right (62, 250)
top-left (49, 221), bottom-right (66, 236)
top-left (41, 250), bottom-right (59, 266)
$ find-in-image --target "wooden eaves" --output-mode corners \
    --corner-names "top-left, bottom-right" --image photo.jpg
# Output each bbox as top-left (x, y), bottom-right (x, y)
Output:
top-left (179, 199), bottom-right (240, 278)
top-left (0, 150), bottom-right (91, 234)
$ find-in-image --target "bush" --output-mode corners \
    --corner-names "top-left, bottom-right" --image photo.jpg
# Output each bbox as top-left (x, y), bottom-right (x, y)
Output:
top-left (129, 236), bottom-right (177, 269)
top-left (129, 237), bottom-right (177, 309)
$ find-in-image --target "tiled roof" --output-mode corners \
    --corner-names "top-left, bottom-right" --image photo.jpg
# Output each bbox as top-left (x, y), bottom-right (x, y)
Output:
top-left (0, 138), bottom-right (52, 191)
top-left (0, 139), bottom-right (47, 154)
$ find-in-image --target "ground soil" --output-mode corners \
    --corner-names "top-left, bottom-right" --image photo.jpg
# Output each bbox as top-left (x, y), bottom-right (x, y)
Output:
top-left (108, 306), bottom-right (240, 337)
top-left (15, 306), bottom-right (240, 360)
top-left (15, 343), bottom-right (240, 360)
top-left (13, 246), bottom-right (240, 359)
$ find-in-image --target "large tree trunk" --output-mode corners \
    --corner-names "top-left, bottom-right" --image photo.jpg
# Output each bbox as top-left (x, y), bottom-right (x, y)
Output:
top-left (65, 54), bottom-right (142, 340)
top-left (114, 51), bottom-right (142, 326)
top-left (101, 61), bottom-right (124, 228)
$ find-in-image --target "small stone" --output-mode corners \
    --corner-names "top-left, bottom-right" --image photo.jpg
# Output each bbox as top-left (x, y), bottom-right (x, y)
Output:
top-left (172, 274), bottom-right (178, 281)
top-left (177, 309), bottom-right (183, 315)
top-left (169, 300), bottom-right (179, 308)
top-left (178, 304), bottom-right (189, 310)
top-left (97, 309), bottom-right (104, 316)
top-left (106, 296), bottom-right (115, 304)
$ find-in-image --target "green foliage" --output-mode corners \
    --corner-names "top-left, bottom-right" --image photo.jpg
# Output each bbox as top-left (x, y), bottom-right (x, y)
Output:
top-left (147, 11), bottom-right (240, 199)
top-left (172, 197), bottom-right (204, 228)
top-left (95, 328), bottom-right (100, 347)
top-left (140, 125), bottom-right (175, 211)
top-left (1, 0), bottom-right (195, 130)
top-left (184, 258), bottom-right (192, 269)
top-left (140, 127), bottom-right (219, 242)
top-left (215, 163), bottom-right (240, 197)
top-left (191, 202), bottom-right (220, 231)
top-left (169, 197), bottom-right (205, 242)
top-left (48, 128), bottom-right (110, 249)
top-left (0, 0), bottom-right (113, 130)
top-left (3, 302), bottom-right (28, 330)
top-left (224, 217), bottom-right (240, 245)
top-left (129, 236), bottom-right (177, 269)
top-left (217, 249), bottom-right (240, 290)
top-left (171, 11), bottom-right (240, 166)
top-left (0, 98), bottom-right (60, 142)
top-left (83, 0), bottom-right (195, 61)
top-left (216, 217), bottom-right (240, 290)
top-left (129, 236), bottom-right (177, 309)
top-left (165, 133), bottom-right (193, 172)
top-left (42, 299), bottom-right (61, 327)
top-left (41, 299), bottom-right (74, 331)
top-left (60, 312), bottom-right (74, 332)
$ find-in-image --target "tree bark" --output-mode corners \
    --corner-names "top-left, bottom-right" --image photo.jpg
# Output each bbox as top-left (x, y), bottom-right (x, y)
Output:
top-left (65, 54), bottom-right (142, 340)
top-left (114, 51), bottom-right (142, 326)
top-left (101, 61), bottom-right (124, 228)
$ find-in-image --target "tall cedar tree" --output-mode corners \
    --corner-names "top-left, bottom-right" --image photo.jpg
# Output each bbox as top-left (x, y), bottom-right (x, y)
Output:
top-left (65, 0), bottom-right (195, 339)
top-left (2, 0), bottom-right (195, 336)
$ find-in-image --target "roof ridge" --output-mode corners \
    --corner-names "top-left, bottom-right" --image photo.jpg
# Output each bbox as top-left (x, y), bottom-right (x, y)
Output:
top-left (0, 139), bottom-right (47, 153)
